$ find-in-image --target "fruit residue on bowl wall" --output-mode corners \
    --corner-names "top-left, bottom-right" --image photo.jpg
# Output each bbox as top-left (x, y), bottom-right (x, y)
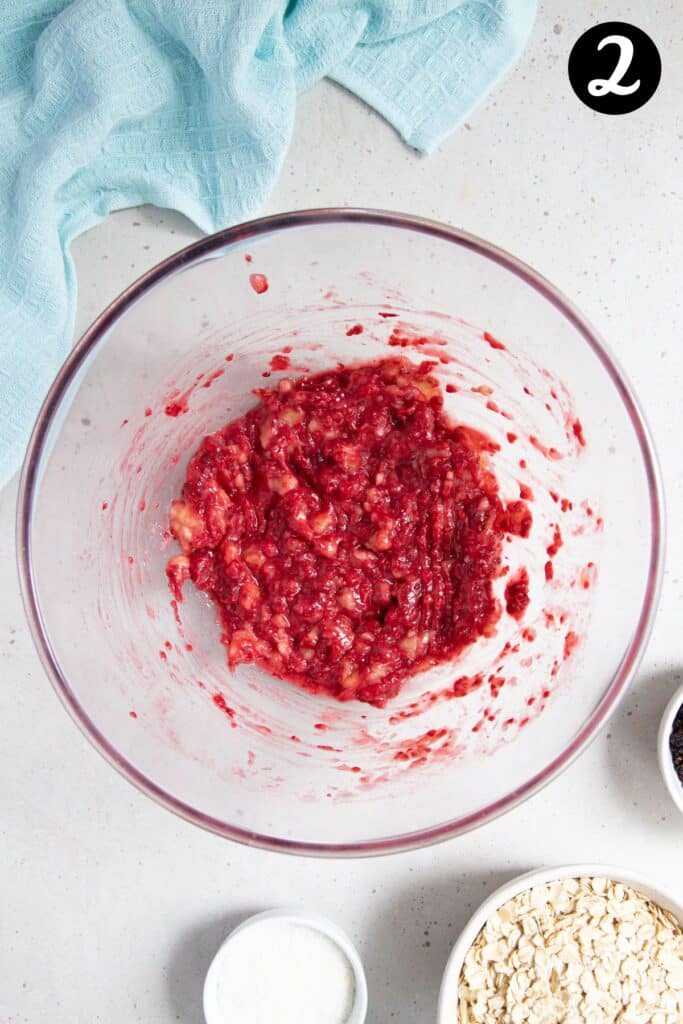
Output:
top-left (166, 357), bottom-right (531, 707)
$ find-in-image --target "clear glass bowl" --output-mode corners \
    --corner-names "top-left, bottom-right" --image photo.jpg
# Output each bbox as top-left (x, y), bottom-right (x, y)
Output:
top-left (17, 210), bottom-right (663, 855)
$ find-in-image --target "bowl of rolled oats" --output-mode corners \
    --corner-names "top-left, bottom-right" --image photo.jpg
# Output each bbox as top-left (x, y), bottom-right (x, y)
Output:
top-left (438, 864), bottom-right (683, 1024)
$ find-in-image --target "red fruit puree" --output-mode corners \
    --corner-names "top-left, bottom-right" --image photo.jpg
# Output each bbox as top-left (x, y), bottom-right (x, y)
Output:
top-left (166, 358), bottom-right (529, 706)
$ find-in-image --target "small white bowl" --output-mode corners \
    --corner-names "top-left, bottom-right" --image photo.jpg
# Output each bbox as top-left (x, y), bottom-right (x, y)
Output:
top-left (658, 683), bottom-right (683, 814)
top-left (203, 908), bottom-right (367, 1024)
top-left (437, 863), bottom-right (683, 1024)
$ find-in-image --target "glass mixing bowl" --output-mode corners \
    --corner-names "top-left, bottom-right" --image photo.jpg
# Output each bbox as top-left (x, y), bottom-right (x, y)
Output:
top-left (17, 210), bottom-right (663, 855)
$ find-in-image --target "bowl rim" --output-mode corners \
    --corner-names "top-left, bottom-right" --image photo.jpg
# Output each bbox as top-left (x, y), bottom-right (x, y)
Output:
top-left (16, 207), bottom-right (665, 857)
top-left (203, 908), bottom-right (368, 1024)
top-left (437, 862), bottom-right (683, 1023)
top-left (657, 682), bottom-right (683, 815)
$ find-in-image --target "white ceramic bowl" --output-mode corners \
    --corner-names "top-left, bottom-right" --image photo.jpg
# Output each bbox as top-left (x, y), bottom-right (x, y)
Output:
top-left (204, 908), bottom-right (367, 1024)
top-left (658, 683), bottom-right (683, 815)
top-left (437, 863), bottom-right (683, 1024)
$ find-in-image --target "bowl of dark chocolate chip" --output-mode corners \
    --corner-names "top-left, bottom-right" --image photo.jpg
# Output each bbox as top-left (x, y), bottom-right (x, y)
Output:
top-left (658, 682), bottom-right (683, 814)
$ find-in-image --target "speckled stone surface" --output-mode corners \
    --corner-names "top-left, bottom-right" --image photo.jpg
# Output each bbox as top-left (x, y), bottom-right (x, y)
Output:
top-left (2, 3), bottom-right (682, 1020)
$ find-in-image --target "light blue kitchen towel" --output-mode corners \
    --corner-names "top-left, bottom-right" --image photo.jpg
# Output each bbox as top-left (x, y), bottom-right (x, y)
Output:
top-left (0, 0), bottom-right (536, 485)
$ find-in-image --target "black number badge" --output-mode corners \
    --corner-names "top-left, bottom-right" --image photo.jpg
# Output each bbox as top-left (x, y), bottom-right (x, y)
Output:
top-left (568, 22), bottom-right (661, 114)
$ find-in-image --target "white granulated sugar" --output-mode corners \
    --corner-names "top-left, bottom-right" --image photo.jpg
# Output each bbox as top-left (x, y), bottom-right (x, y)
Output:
top-left (214, 920), bottom-right (356, 1023)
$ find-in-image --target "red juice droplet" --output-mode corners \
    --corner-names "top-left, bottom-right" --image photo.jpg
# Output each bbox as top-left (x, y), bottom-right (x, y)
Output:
top-left (249, 273), bottom-right (269, 294)
top-left (483, 331), bottom-right (506, 351)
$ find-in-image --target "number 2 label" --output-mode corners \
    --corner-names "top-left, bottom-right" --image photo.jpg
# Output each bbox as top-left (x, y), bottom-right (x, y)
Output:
top-left (588, 35), bottom-right (640, 97)
top-left (568, 23), bottom-right (661, 115)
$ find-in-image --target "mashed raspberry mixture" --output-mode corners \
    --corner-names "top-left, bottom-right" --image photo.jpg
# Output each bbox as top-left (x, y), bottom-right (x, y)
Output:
top-left (167, 358), bottom-right (529, 706)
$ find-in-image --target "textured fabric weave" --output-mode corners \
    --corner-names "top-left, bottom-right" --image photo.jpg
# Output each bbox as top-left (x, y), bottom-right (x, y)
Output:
top-left (0, 0), bottom-right (536, 484)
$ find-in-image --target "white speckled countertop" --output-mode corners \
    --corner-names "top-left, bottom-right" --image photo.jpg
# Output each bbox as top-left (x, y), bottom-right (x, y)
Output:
top-left (2, 3), bottom-right (682, 1021)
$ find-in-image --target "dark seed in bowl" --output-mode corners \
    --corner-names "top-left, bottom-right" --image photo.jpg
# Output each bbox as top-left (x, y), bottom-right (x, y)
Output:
top-left (670, 704), bottom-right (683, 785)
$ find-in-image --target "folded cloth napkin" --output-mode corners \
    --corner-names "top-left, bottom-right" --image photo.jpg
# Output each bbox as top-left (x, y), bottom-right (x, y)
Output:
top-left (0, 0), bottom-right (536, 485)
